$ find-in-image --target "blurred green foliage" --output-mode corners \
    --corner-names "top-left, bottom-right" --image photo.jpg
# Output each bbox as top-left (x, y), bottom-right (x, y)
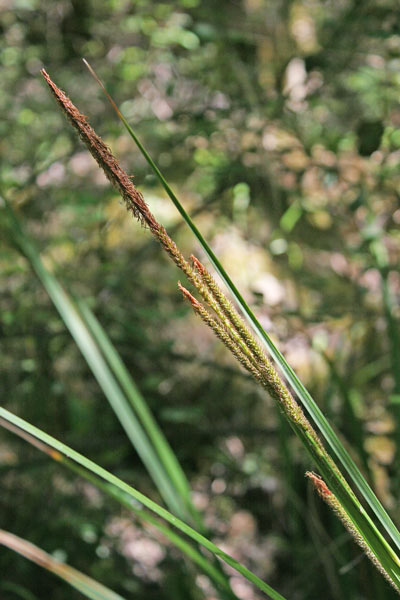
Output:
top-left (1, 0), bottom-right (400, 598)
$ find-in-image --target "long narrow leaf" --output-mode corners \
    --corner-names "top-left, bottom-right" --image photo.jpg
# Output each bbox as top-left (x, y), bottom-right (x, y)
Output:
top-left (0, 408), bottom-right (287, 600)
top-left (76, 302), bottom-right (235, 594)
top-left (0, 583), bottom-right (38, 600)
top-left (83, 60), bottom-right (400, 553)
top-left (76, 298), bottom-right (200, 526)
top-left (3, 193), bottom-right (241, 599)
top-left (0, 416), bottom-right (236, 599)
top-left (4, 199), bottom-right (188, 522)
top-left (0, 530), bottom-right (126, 600)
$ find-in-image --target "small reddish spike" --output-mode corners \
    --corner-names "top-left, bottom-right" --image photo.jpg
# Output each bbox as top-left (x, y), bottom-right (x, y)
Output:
top-left (305, 471), bottom-right (332, 497)
top-left (178, 282), bottom-right (201, 309)
top-left (190, 255), bottom-right (206, 275)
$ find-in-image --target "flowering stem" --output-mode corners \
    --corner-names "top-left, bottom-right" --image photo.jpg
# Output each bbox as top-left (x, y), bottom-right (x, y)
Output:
top-left (41, 68), bottom-right (400, 593)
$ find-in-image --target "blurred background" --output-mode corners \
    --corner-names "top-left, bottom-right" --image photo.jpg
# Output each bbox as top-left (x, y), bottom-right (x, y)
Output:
top-left (1, 0), bottom-right (400, 598)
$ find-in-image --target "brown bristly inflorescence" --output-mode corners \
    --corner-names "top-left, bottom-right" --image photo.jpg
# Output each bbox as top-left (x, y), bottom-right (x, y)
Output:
top-left (189, 254), bottom-right (318, 429)
top-left (306, 472), bottom-right (400, 594)
top-left (41, 69), bottom-right (203, 289)
top-left (41, 70), bottom-right (158, 231)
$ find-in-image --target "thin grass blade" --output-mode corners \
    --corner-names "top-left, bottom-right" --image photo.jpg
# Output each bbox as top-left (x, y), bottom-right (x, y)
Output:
top-left (0, 417), bottom-right (237, 599)
top-left (0, 407), bottom-right (287, 600)
top-left (4, 199), bottom-right (188, 522)
top-left (0, 530), bottom-right (126, 600)
top-left (74, 300), bottom-right (236, 596)
top-left (76, 298), bottom-right (200, 525)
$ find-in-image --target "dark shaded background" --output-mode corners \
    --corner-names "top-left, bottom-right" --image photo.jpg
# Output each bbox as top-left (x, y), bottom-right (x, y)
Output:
top-left (1, 0), bottom-right (400, 598)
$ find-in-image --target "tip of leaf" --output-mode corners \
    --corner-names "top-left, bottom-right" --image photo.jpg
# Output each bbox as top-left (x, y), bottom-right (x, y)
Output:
top-left (82, 58), bottom-right (122, 118)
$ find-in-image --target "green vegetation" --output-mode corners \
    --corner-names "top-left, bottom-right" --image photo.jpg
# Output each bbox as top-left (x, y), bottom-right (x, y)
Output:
top-left (1, 2), bottom-right (400, 599)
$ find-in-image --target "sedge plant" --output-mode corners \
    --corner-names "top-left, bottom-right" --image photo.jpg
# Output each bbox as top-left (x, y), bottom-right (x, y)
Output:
top-left (35, 67), bottom-right (400, 593)
top-left (82, 60), bottom-right (400, 562)
top-left (2, 66), bottom-right (400, 598)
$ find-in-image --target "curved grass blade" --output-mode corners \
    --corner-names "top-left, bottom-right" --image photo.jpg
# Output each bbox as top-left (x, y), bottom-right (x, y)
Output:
top-left (0, 408), bottom-right (287, 600)
top-left (76, 301), bottom-right (236, 597)
top-left (0, 529), bottom-right (126, 600)
top-left (3, 195), bottom-right (239, 598)
top-left (82, 60), bottom-right (400, 552)
top-left (1, 582), bottom-right (40, 600)
top-left (76, 298), bottom-right (201, 527)
top-left (0, 417), bottom-right (236, 599)
top-left (76, 474), bottom-right (237, 599)
top-left (4, 198), bottom-right (188, 522)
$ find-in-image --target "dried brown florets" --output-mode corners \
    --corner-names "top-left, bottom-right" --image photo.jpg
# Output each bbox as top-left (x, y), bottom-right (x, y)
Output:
top-left (41, 69), bottom-right (159, 231)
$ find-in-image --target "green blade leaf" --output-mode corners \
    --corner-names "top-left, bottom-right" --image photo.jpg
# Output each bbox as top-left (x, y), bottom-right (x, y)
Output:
top-left (0, 418), bottom-right (236, 599)
top-left (4, 199), bottom-right (188, 522)
top-left (3, 194), bottom-right (239, 599)
top-left (76, 298), bottom-right (200, 526)
top-left (0, 530), bottom-right (126, 600)
top-left (83, 60), bottom-right (400, 554)
top-left (0, 408), bottom-right (287, 600)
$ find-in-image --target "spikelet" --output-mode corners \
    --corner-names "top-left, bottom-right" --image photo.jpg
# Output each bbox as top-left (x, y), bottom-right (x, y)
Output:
top-left (306, 472), bottom-right (399, 594)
